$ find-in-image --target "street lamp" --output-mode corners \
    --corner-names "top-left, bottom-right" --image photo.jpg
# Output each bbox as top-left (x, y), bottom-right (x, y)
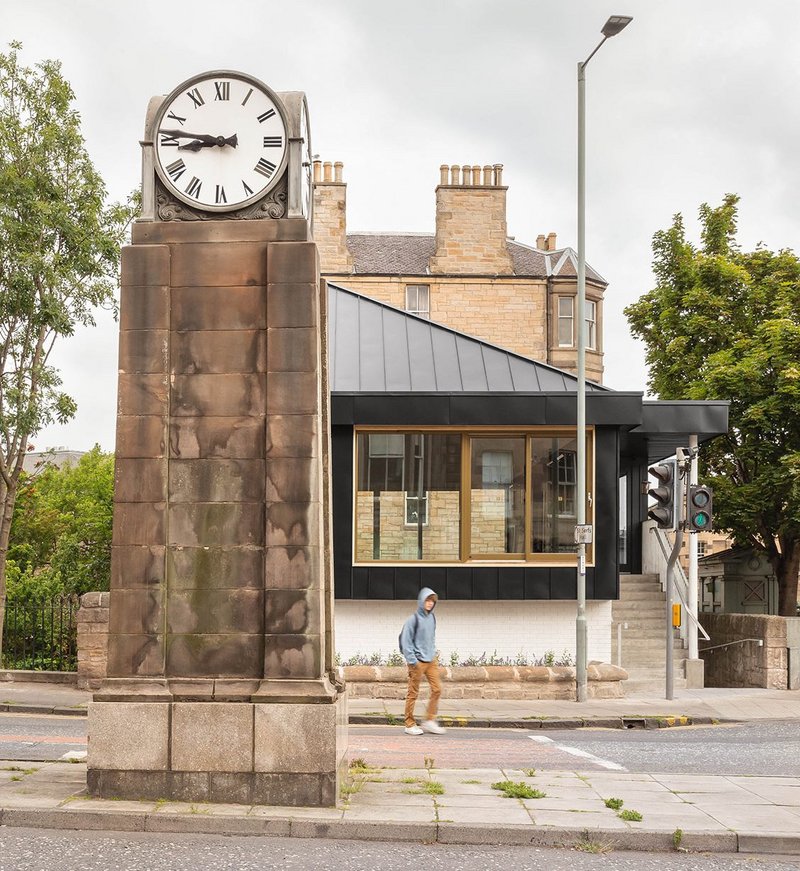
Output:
top-left (575, 14), bottom-right (632, 703)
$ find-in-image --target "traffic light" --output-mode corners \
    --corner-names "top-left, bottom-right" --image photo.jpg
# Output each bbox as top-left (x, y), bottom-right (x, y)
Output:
top-left (687, 484), bottom-right (713, 532)
top-left (648, 460), bottom-right (676, 530)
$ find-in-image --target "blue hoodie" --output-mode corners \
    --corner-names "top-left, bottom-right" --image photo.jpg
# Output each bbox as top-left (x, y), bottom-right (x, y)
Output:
top-left (399, 587), bottom-right (438, 665)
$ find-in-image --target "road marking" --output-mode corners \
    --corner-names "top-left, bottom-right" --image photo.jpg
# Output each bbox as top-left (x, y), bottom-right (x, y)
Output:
top-left (528, 735), bottom-right (627, 771)
top-left (60, 751), bottom-right (87, 761)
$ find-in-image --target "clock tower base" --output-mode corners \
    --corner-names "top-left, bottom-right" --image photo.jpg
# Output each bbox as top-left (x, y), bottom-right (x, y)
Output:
top-left (87, 217), bottom-right (347, 807)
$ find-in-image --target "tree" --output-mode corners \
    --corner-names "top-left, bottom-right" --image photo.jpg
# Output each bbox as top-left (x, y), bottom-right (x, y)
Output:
top-left (6, 446), bottom-right (114, 600)
top-left (626, 195), bottom-right (800, 615)
top-left (0, 43), bottom-right (134, 657)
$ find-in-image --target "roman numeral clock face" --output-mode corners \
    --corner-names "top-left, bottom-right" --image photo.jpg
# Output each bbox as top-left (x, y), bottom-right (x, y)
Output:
top-left (153, 71), bottom-right (289, 212)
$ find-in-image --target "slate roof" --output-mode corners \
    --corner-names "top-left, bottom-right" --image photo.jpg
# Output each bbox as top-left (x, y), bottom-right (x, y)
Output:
top-left (328, 282), bottom-right (607, 394)
top-left (345, 233), bottom-right (607, 284)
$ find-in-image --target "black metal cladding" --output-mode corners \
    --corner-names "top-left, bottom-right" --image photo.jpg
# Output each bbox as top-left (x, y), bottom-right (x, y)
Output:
top-left (331, 424), bottom-right (619, 601)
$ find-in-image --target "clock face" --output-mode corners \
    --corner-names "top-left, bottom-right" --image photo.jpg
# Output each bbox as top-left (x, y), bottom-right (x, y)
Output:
top-left (153, 71), bottom-right (289, 212)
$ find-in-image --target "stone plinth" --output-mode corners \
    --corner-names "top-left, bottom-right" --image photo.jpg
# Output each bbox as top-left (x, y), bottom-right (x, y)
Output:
top-left (89, 215), bottom-right (345, 806)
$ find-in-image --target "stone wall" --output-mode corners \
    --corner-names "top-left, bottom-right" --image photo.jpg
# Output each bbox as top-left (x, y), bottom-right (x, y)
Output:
top-left (699, 613), bottom-right (788, 689)
top-left (76, 592), bottom-right (110, 691)
top-left (341, 662), bottom-right (627, 701)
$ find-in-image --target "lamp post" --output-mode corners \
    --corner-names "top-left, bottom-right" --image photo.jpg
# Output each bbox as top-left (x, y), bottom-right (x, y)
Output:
top-left (576, 14), bottom-right (632, 703)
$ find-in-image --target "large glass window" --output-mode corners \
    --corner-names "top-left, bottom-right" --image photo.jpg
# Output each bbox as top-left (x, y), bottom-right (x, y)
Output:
top-left (354, 429), bottom-right (593, 563)
top-left (469, 437), bottom-right (526, 556)
top-left (356, 432), bottom-right (461, 561)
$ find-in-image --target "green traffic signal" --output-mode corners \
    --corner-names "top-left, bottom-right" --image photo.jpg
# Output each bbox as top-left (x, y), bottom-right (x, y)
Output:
top-left (688, 485), bottom-right (713, 532)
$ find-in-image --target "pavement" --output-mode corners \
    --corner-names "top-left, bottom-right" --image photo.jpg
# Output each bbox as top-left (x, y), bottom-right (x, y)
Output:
top-left (2, 678), bottom-right (800, 854)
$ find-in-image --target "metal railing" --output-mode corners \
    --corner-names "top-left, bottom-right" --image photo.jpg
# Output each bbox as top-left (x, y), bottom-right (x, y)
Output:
top-left (1, 595), bottom-right (79, 672)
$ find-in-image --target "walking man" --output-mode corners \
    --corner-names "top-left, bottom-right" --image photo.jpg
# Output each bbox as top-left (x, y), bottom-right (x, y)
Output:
top-left (400, 587), bottom-right (445, 735)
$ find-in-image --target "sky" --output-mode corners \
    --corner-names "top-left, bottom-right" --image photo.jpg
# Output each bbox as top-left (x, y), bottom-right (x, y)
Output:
top-left (3, 0), bottom-right (799, 452)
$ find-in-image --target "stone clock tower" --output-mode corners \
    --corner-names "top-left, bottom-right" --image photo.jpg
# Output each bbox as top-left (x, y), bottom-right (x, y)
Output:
top-left (87, 71), bottom-right (346, 807)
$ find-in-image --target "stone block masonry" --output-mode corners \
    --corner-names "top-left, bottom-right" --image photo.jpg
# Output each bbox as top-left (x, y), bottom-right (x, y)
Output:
top-left (89, 215), bottom-right (345, 808)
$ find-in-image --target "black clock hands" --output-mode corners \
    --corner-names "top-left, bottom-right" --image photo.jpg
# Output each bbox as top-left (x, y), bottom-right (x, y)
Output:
top-left (159, 130), bottom-right (238, 151)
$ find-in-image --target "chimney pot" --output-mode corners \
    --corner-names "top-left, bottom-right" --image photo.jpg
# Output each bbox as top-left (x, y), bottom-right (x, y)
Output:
top-left (334, 161), bottom-right (344, 183)
top-left (483, 165), bottom-right (493, 186)
top-left (536, 234), bottom-right (546, 249)
top-left (493, 164), bottom-right (504, 186)
top-left (440, 164), bottom-right (449, 185)
top-left (462, 164), bottom-right (472, 185)
top-left (323, 161), bottom-right (333, 182)
top-left (313, 159), bottom-right (322, 183)
top-left (547, 231), bottom-right (557, 250)
top-left (472, 164), bottom-right (481, 185)
top-left (450, 164), bottom-right (461, 185)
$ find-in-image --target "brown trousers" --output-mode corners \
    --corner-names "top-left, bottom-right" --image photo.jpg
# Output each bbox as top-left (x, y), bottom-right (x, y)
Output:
top-left (404, 657), bottom-right (442, 727)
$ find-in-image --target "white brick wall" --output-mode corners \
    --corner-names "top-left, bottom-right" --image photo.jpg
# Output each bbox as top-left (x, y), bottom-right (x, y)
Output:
top-left (335, 600), bottom-right (612, 664)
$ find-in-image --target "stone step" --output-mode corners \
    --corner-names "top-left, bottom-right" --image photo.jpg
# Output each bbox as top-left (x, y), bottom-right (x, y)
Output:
top-left (618, 582), bottom-right (664, 594)
top-left (619, 590), bottom-right (669, 601)
top-left (619, 573), bottom-right (660, 583)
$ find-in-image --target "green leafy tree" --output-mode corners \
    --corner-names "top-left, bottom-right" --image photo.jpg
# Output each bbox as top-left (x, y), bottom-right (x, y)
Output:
top-left (7, 446), bottom-right (114, 600)
top-left (626, 195), bottom-right (800, 615)
top-left (0, 43), bottom-right (134, 655)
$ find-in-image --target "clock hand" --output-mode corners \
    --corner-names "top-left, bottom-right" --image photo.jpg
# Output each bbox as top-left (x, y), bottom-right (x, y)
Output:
top-left (160, 130), bottom-right (239, 148)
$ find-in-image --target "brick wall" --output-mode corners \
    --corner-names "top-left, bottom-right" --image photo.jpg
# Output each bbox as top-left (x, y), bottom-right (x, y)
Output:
top-left (76, 592), bottom-right (110, 690)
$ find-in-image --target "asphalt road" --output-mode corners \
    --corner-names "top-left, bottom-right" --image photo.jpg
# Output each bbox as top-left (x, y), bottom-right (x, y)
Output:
top-left (0, 829), bottom-right (798, 871)
top-left (2, 714), bottom-right (800, 778)
top-left (0, 713), bottom-right (86, 762)
top-left (349, 721), bottom-right (800, 775)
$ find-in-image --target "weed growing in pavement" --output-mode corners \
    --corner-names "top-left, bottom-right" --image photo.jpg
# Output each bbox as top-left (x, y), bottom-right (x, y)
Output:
top-left (574, 831), bottom-right (614, 854)
top-left (618, 809), bottom-right (643, 822)
top-left (672, 828), bottom-right (684, 850)
top-left (461, 779), bottom-right (481, 785)
top-left (522, 768), bottom-right (536, 777)
top-left (9, 775), bottom-right (21, 782)
top-left (401, 776), bottom-right (420, 784)
top-left (386, 714), bottom-right (400, 726)
top-left (604, 797), bottom-right (624, 810)
top-left (492, 780), bottom-right (546, 799)
top-left (349, 758), bottom-right (383, 776)
top-left (153, 798), bottom-right (168, 811)
top-left (405, 780), bottom-right (444, 796)
top-left (423, 757), bottom-right (435, 770)
top-left (1, 766), bottom-right (38, 774)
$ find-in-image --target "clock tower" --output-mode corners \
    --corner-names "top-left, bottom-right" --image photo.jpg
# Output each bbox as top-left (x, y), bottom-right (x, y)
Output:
top-left (87, 72), bottom-right (345, 807)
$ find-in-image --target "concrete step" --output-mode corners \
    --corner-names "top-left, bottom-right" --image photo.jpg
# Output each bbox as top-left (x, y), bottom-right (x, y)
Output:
top-left (612, 618), bottom-right (667, 628)
top-left (618, 590), bottom-right (669, 602)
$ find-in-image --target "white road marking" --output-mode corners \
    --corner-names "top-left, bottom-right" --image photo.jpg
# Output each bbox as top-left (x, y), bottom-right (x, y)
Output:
top-left (528, 734), bottom-right (627, 771)
top-left (60, 750), bottom-right (87, 761)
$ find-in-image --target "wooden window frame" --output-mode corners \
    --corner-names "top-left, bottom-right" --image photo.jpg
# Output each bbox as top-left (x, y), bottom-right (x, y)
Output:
top-left (353, 426), bottom-right (595, 567)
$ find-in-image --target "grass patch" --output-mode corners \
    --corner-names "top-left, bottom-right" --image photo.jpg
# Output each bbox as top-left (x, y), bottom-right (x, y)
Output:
top-left (405, 780), bottom-right (444, 796)
top-left (401, 776), bottom-right (421, 784)
top-left (491, 780), bottom-right (546, 800)
top-left (385, 714), bottom-right (400, 726)
top-left (461, 779), bottom-right (481, 785)
top-left (522, 768), bottom-right (536, 777)
top-left (673, 828), bottom-right (683, 850)
top-left (1, 766), bottom-right (38, 774)
top-left (574, 831), bottom-right (614, 854)
top-left (618, 809), bottom-right (643, 822)
top-left (349, 758), bottom-right (382, 775)
top-left (604, 797), bottom-right (624, 810)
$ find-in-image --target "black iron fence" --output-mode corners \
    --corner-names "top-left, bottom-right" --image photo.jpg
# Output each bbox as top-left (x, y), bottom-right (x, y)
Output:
top-left (1, 595), bottom-right (79, 672)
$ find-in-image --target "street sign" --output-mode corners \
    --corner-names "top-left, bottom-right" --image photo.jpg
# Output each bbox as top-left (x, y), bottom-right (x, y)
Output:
top-left (574, 524), bottom-right (593, 544)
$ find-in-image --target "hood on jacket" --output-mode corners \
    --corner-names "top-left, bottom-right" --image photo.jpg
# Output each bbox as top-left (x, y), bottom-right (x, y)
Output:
top-left (416, 587), bottom-right (438, 615)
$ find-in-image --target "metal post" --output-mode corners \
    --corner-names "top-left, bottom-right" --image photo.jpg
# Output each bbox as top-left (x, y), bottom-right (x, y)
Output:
top-left (576, 59), bottom-right (588, 702)
top-left (688, 434), bottom-right (699, 660)
top-left (574, 16), bottom-right (631, 703)
top-left (665, 460), bottom-right (684, 700)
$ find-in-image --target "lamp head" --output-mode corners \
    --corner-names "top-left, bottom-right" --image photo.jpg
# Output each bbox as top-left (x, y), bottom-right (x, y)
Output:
top-left (601, 15), bottom-right (633, 37)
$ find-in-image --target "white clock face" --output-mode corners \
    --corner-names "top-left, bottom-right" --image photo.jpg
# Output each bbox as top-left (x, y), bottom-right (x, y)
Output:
top-left (154, 71), bottom-right (289, 212)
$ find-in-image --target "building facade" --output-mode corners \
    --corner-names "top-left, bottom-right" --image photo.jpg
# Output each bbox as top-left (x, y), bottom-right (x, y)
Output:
top-left (313, 160), bottom-right (606, 383)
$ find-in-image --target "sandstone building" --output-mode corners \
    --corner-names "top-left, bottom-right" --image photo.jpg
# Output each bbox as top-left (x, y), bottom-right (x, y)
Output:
top-left (312, 160), bottom-right (606, 383)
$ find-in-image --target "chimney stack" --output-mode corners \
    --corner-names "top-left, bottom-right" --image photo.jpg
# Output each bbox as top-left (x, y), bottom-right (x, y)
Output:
top-left (312, 158), bottom-right (353, 274)
top-left (429, 162), bottom-right (514, 275)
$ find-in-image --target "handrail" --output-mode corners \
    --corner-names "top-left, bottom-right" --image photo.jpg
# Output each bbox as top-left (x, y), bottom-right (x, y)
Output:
top-left (649, 525), bottom-right (710, 642)
top-left (700, 638), bottom-right (763, 653)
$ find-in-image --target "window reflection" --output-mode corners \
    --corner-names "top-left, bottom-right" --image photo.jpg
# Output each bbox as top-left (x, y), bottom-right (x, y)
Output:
top-left (470, 437), bottom-right (525, 556)
top-left (531, 436), bottom-right (579, 554)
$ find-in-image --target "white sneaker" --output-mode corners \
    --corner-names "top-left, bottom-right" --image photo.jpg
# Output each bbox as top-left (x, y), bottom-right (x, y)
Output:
top-left (421, 720), bottom-right (446, 735)
top-left (404, 725), bottom-right (424, 736)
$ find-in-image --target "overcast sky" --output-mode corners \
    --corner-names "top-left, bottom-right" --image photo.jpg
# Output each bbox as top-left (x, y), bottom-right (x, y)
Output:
top-left (4, 0), bottom-right (799, 452)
